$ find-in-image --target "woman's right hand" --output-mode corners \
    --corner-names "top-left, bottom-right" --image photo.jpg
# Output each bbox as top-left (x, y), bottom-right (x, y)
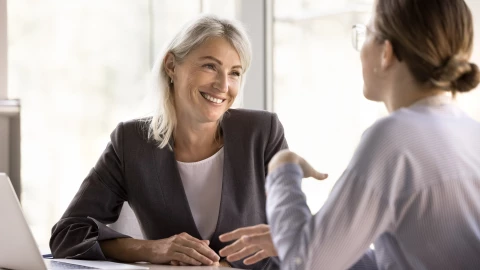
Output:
top-left (145, 232), bottom-right (220, 266)
top-left (100, 233), bottom-right (219, 266)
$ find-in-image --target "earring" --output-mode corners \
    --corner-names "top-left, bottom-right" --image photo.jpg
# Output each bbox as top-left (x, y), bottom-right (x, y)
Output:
top-left (170, 78), bottom-right (173, 84)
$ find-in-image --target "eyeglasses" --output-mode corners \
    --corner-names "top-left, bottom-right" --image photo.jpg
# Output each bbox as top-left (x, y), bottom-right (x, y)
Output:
top-left (352, 24), bottom-right (367, 52)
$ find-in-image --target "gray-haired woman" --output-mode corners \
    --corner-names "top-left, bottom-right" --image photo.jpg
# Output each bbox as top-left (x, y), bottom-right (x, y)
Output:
top-left (50, 15), bottom-right (286, 269)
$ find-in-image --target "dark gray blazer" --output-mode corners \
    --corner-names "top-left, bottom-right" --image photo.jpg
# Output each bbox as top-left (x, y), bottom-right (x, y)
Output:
top-left (50, 109), bottom-right (288, 270)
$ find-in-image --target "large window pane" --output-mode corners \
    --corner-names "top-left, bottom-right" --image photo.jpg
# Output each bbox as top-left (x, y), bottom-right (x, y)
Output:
top-left (273, 0), bottom-right (480, 213)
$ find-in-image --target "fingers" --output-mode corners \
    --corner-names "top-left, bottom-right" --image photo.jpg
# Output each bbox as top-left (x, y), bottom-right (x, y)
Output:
top-left (180, 232), bottom-right (210, 246)
top-left (313, 171), bottom-right (328, 180)
top-left (269, 150), bottom-right (327, 181)
top-left (238, 232), bottom-right (277, 257)
top-left (219, 231), bottom-right (271, 257)
top-left (237, 232), bottom-right (271, 247)
top-left (244, 250), bottom-right (269, 265)
top-left (298, 156), bottom-right (328, 180)
top-left (219, 224), bottom-right (269, 242)
top-left (219, 230), bottom-right (277, 264)
top-left (171, 251), bottom-right (202, 266)
top-left (219, 235), bottom-right (249, 257)
top-left (225, 245), bottom-right (261, 262)
top-left (175, 236), bottom-right (220, 263)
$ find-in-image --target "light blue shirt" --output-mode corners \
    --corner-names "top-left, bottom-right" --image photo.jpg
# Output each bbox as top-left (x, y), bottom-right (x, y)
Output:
top-left (266, 95), bottom-right (480, 270)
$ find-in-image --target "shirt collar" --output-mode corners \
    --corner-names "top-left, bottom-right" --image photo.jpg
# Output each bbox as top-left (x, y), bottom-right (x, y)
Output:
top-left (409, 94), bottom-right (453, 109)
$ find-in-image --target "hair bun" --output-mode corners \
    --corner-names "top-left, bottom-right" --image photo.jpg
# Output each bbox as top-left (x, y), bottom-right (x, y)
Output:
top-left (432, 55), bottom-right (480, 92)
top-left (455, 62), bottom-right (480, 92)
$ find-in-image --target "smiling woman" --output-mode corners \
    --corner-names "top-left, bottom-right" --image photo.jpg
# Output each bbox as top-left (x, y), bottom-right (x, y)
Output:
top-left (163, 36), bottom-right (244, 162)
top-left (49, 15), bottom-right (287, 270)
top-left (149, 16), bottom-right (252, 150)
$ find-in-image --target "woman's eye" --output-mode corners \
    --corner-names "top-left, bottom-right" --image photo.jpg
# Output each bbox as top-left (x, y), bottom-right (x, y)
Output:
top-left (203, 64), bottom-right (215, 70)
top-left (231, 71), bottom-right (241, 77)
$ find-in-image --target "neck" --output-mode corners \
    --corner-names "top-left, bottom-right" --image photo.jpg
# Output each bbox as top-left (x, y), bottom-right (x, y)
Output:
top-left (173, 119), bottom-right (222, 163)
top-left (382, 69), bottom-right (445, 113)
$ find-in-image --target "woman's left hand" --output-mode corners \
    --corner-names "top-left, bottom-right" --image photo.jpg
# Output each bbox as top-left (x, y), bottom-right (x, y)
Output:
top-left (219, 224), bottom-right (277, 265)
top-left (268, 149), bottom-right (328, 180)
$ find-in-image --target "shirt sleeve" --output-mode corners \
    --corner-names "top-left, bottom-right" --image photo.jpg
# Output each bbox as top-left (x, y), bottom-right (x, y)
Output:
top-left (266, 120), bottom-right (399, 270)
top-left (50, 122), bottom-right (131, 260)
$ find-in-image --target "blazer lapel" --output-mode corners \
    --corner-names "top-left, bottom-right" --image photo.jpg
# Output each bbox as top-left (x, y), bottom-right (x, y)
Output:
top-left (152, 143), bottom-right (202, 239)
top-left (209, 118), bottom-right (239, 249)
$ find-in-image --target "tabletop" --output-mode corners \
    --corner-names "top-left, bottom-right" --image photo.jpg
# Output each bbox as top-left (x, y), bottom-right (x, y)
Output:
top-left (133, 265), bottom-right (242, 270)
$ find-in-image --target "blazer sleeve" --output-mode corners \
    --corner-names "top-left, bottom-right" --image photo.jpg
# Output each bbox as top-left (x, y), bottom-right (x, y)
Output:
top-left (264, 113), bottom-right (289, 175)
top-left (49, 122), bottom-right (131, 260)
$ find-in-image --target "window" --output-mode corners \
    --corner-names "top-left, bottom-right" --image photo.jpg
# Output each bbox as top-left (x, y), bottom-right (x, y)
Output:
top-left (273, 0), bottom-right (480, 213)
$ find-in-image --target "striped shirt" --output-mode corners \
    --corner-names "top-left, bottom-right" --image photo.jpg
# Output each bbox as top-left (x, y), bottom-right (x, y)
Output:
top-left (266, 95), bottom-right (480, 269)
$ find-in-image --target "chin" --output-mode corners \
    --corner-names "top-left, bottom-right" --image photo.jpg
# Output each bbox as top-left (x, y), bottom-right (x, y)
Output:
top-left (202, 111), bottom-right (224, 123)
top-left (363, 86), bottom-right (382, 102)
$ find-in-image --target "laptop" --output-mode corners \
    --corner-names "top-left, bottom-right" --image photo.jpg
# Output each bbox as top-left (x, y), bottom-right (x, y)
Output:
top-left (0, 173), bottom-right (148, 270)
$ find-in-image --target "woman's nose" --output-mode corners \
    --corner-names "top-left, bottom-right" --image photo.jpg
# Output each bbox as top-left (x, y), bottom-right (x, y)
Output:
top-left (213, 72), bottom-right (229, 93)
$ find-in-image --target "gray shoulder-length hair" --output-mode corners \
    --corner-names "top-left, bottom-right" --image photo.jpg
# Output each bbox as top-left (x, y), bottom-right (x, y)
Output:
top-left (148, 14), bottom-right (252, 149)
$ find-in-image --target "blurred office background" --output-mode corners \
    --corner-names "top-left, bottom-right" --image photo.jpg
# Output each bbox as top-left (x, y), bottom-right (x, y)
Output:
top-left (2, 0), bottom-right (480, 248)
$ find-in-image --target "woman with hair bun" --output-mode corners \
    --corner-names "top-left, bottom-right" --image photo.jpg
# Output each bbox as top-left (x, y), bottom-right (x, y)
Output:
top-left (265, 0), bottom-right (480, 269)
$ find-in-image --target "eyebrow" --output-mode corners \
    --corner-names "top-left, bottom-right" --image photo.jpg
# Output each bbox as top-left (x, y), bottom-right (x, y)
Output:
top-left (199, 56), bottom-right (243, 70)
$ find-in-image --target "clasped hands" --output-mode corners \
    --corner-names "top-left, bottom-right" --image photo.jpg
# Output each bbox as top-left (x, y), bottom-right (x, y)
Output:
top-left (161, 150), bottom-right (327, 266)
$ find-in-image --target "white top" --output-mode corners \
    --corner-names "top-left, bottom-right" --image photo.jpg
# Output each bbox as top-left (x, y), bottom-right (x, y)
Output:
top-left (177, 147), bottom-right (224, 240)
top-left (267, 95), bottom-right (480, 269)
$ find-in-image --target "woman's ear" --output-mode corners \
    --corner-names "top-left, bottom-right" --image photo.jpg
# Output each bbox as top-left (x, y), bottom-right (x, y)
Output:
top-left (164, 52), bottom-right (176, 79)
top-left (380, 40), bottom-right (396, 70)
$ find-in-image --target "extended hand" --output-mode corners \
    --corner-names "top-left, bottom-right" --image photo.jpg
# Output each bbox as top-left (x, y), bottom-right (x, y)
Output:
top-left (145, 232), bottom-right (219, 266)
top-left (219, 224), bottom-right (277, 265)
top-left (268, 149), bottom-right (328, 180)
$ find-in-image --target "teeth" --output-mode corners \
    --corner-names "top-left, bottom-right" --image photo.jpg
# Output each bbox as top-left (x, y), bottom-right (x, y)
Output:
top-left (201, 92), bottom-right (223, 104)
